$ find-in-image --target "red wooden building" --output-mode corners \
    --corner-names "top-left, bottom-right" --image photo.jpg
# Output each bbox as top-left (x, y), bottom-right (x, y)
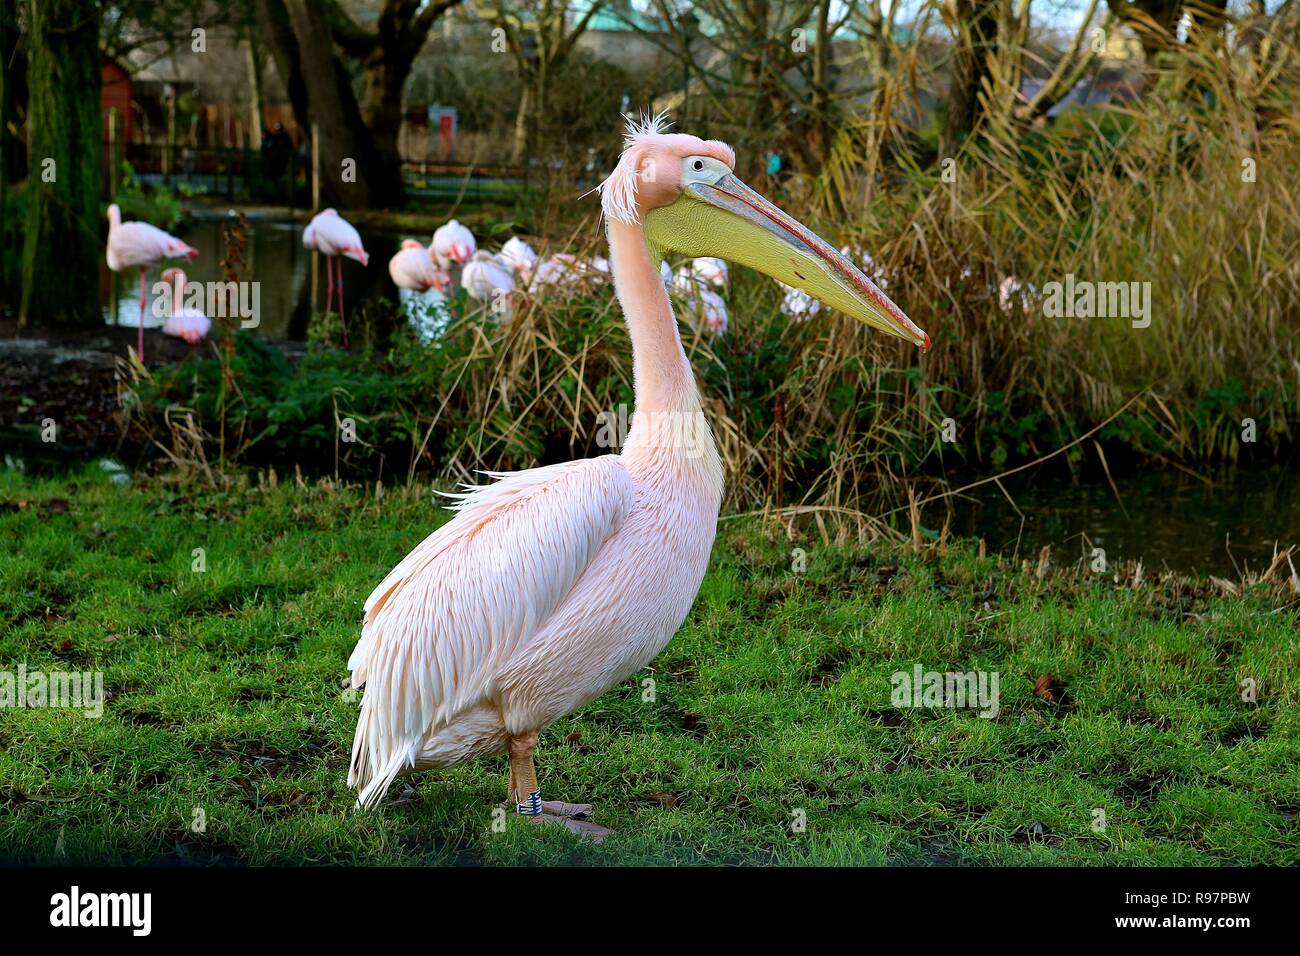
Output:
top-left (100, 60), bottom-right (134, 145)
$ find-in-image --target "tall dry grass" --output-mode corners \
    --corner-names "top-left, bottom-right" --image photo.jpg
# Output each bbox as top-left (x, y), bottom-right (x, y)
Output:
top-left (436, 33), bottom-right (1300, 515)
top-left (131, 31), bottom-right (1300, 527)
top-left (825, 31), bottom-right (1300, 470)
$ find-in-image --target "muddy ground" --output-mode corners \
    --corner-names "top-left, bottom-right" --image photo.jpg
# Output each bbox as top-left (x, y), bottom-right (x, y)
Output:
top-left (0, 321), bottom-right (303, 466)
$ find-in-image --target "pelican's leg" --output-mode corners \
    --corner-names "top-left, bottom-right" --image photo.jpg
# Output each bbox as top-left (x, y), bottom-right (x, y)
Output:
top-left (508, 732), bottom-right (541, 814)
top-left (507, 732), bottom-right (610, 842)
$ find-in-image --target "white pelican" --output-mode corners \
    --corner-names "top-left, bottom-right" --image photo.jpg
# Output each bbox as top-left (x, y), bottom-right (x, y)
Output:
top-left (841, 245), bottom-right (890, 291)
top-left (347, 115), bottom-right (928, 837)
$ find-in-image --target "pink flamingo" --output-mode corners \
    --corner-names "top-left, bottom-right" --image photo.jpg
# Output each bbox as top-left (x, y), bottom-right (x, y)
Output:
top-left (430, 219), bottom-right (476, 271)
top-left (105, 204), bottom-right (198, 362)
top-left (303, 208), bottom-right (369, 346)
top-left (345, 115), bottom-right (928, 838)
top-left (159, 268), bottom-right (211, 345)
top-left (388, 239), bottom-right (450, 293)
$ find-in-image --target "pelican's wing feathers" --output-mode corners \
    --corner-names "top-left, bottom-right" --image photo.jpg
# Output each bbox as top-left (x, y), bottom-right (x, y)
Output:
top-left (347, 455), bottom-right (633, 806)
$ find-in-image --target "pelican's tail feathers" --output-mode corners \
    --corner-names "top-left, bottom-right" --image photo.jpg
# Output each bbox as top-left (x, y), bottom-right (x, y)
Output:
top-left (348, 693), bottom-right (418, 810)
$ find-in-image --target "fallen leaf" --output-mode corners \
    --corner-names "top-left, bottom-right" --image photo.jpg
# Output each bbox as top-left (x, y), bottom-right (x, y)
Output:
top-left (1034, 674), bottom-right (1065, 703)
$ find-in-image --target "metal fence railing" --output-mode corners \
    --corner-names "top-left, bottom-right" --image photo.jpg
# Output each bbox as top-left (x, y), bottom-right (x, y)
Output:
top-left (102, 142), bottom-right (535, 207)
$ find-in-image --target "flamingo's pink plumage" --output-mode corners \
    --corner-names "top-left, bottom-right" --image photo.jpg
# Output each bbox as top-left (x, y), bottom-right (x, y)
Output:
top-left (388, 240), bottom-right (448, 293)
top-left (159, 268), bottom-right (211, 345)
top-left (304, 208), bottom-right (368, 345)
top-left (430, 219), bottom-right (476, 270)
top-left (302, 208), bottom-right (369, 264)
top-left (105, 203), bottom-right (198, 361)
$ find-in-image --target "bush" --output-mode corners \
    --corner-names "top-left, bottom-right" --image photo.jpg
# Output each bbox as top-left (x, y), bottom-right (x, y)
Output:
top-left (111, 161), bottom-right (191, 232)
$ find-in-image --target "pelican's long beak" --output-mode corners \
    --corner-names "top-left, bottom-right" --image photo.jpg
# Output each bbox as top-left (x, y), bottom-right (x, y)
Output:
top-left (645, 174), bottom-right (928, 350)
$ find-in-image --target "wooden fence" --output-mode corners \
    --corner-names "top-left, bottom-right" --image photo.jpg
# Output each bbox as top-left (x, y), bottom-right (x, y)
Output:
top-left (102, 137), bottom-right (533, 207)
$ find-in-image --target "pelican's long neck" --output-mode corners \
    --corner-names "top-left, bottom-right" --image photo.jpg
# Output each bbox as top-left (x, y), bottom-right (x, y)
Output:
top-left (607, 218), bottom-right (694, 416)
top-left (607, 218), bottom-right (723, 501)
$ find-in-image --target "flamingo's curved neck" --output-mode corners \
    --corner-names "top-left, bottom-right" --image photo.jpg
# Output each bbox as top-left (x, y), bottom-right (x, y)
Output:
top-left (170, 274), bottom-right (185, 314)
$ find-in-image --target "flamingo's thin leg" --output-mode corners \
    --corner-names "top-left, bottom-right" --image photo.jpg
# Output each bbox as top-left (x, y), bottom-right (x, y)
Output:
top-left (337, 258), bottom-right (348, 347)
top-left (325, 254), bottom-right (334, 317)
top-left (137, 269), bottom-right (147, 362)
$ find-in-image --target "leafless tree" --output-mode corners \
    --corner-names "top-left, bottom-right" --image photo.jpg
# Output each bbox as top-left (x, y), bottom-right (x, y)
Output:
top-left (476, 0), bottom-right (607, 164)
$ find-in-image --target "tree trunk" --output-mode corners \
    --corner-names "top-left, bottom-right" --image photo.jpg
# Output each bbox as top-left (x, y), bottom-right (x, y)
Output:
top-left (1105, 0), bottom-right (1184, 63)
top-left (809, 0), bottom-right (834, 168)
top-left (1, 0), bottom-right (27, 184)
top-left (357, 31), bottom-right (421, 193)
top-left (257, 0), bottom-right (312, 146)
top-left (282, 0), bottom-right (388, 208)
top-left (944, 0), bottom-right (1001, 149)
top-left (511, 82), bottom-right (533, 166)
top-left (20, 0), bottom-right (100, 328)
top-left (246, 29), bottom-right (264, 151)
top-left (263, 0), bottom-right (462, 206)
top-left (0, 0), bottom-right (16, 310)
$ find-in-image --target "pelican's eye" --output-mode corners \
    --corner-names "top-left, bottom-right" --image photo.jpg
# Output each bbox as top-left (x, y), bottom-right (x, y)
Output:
top-left (682, 155), bottom-right (730, 186)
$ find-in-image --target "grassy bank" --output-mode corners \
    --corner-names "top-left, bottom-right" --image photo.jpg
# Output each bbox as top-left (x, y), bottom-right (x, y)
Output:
top-left (1, 467), bottom-right (1296, 865)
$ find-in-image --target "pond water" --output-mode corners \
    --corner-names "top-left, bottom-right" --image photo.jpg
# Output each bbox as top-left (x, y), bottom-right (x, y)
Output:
top-left (100, 215), bottom-right (412, 339)
top-left (944, 465), bottom-right (1299, 579)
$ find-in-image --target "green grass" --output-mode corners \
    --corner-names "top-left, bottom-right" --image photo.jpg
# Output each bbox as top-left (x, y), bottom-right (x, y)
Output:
top-left (1, 466), bottom-right (1296, 866)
